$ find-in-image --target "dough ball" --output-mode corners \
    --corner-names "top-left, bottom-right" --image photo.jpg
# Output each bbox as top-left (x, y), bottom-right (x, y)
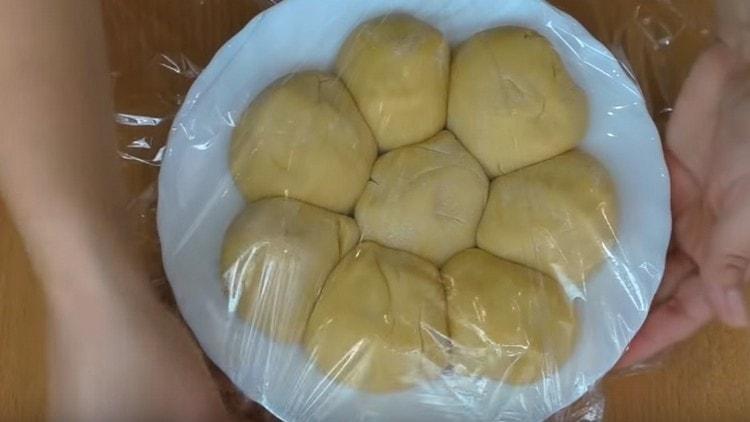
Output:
top-left (230, 71), bottom-right (377, 214)
top-left (442, 249), bottom-right (578, 384)
top-left (477, 151), bottom-right (618, 285)
top-left (221, 198), bottom-right (360, 343)
top-left (448, 27), bottom-right (589, 176)
top-left (303, 242), bottom-right (448, 393)
top-left (337, 14), bottom-right (450, 151)
top-left (355, 131), bottom-right (489, 265)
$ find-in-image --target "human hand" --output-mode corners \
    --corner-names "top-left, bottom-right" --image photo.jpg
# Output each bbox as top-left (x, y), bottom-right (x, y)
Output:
top-left (0, 2), bottom-right (229, 419)
top-left (619, 43), bottom-right (750, 367)
top-left (49, 268), bottom-right (230, 422)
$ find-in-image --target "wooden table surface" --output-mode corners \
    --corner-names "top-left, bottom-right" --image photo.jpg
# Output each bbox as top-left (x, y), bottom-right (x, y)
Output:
top-left (2, 1), bottom-right (750, 420)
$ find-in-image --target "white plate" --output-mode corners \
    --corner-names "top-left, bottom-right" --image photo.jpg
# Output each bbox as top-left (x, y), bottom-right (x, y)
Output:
top-left (157, 0), bottom-right (671, 420)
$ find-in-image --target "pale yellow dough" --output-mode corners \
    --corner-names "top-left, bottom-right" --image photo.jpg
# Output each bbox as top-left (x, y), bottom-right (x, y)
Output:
top-left (303, 242), bottom-right (448, 393)
top-left (221, 198), bottom-right (360, 344)
top-left (442, 249), bottom-right (578, 384)
top-left (355, 131), bottom-right (489, 265)
top-left (477, 151), bottom-right (618, 285)
top-left (448, 27), bottom-right (589, 176)
top-left (230, 71), bottom-right (377, 214)
top-left (336, 14), bottom-right (450, 151)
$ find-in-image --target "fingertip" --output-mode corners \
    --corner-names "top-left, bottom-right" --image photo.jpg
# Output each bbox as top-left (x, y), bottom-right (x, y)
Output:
top-left (615, 307), bottom-right (670, 370)
top-left (617, 277), bottom-right (712, 369)
top-left (703, 281), bottom-right (749, 328)
top-left (615, 336), bottom-right (649, 370)
top-left (724, 288), bottom-right (749, 328)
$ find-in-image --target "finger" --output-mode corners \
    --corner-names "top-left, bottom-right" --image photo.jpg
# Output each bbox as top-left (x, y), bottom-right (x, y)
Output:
top-left (700, 124), bottom-right (750, 326)
top-left (617, 275), bottom-right (712, 368)
top-left (700, 175), bottom-right (750, 326)
top-left (654, 248), bottom-right (697, 304)
top-left (700, 191), bottom-right (750, 328)
top-left (664, 149), bottom-right (700, 216)
top-left (701, 280), bottom-right (748, 327)
top-left (666, 44), bottom-right (735, 180)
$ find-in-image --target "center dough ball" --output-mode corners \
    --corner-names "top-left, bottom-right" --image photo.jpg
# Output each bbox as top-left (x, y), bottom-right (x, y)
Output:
top-left (355, 131), bottom-right (489, 265)
top-left (303, 242), bottom-right (448, 393)
top-left (443, 249), bottom-right (578, 385)
top-left (221, 198), bottom-right (360, 344)
top-left (477, 151), bottom-right (618, 285)
top-left (336, 14), bottom-right (450, 151)
top-left (230, 71), bottom-right (377, 214)
top-left (448, 27), bottom-right (589, 176)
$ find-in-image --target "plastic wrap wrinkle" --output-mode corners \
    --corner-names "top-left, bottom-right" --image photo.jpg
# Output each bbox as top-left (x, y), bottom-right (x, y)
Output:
top-left (102, 0), bottom-right (717, 420)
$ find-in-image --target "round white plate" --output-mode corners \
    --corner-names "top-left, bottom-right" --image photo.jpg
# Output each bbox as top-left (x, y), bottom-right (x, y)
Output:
top-left (158, 0), bottom-right (671, 420)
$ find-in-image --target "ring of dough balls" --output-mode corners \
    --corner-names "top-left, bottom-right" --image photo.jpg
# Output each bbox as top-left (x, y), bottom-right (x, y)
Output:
top-left (355, 130), bottom-right (489, 265)
top-left (221, 198), bottom-right (360, 343)
top-left (230, 71), bottom-right (377, 214)
top-left (448, 27), bottom-right (589, 176)
top-left (220, 13), bottom-right (612, 394)
top-left (337, 14), bottom-right (450, 151)
top-left (303, 242), bottom-right (448, 393)
top-left (442, 249), bottom-right (578, 384)
top-left (477, 151), bottom-right (618, 285)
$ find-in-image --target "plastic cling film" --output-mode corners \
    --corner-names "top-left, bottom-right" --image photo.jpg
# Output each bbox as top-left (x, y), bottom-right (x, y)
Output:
top-left (156, 0), bottom-right (670, 419)
top-left (100, 0), bottom-right (717, 420)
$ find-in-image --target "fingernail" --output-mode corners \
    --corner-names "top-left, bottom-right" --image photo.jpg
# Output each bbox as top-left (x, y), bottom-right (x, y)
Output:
top-left (724, 289), bottom-right (749, 328)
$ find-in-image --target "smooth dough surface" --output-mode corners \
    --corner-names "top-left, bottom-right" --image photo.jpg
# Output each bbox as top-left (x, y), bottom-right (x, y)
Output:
top-left (337, 14), bottom-right (450, 151)
top-left (303, 242), bottom-right (448, 393)
top-left (230, 71), bottom-right (377, 214)
top-left (477, 151), bottom-right (618, 285)
top-left (442, 249), bottom-right (578, 384)
top-left (448, 27), bottom-right (589, 176)
top-left (221, 198), bottom-right (360, 343)
top-left (355, 131), bottom-right (489, 265)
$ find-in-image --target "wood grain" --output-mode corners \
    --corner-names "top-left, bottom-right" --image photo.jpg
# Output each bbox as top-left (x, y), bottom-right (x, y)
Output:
top-left (2, 1), bottom-right (750, 420)
top-left (604, 318), bottom-right (750, 422)
top-left (0, 203), bottom-right (47, 422)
